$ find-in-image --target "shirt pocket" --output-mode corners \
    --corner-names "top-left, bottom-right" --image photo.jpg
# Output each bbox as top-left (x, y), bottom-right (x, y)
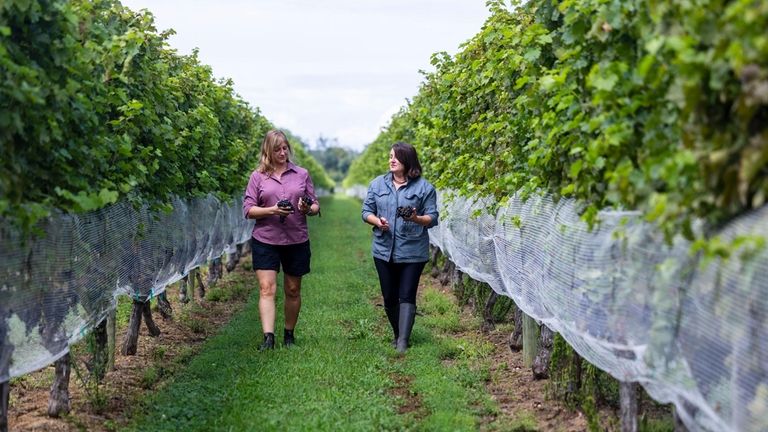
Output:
top-left (373, 189), bottom-right (391, 217)
top-left (400, 190), bottom-right (421, 214)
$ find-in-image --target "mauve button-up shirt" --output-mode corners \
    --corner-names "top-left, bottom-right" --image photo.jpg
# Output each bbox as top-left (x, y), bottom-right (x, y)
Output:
top-left (242, 162), bottom-right (318, 245)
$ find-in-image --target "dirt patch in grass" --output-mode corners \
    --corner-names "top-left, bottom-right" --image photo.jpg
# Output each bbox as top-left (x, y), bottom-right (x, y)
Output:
top-left (388, 373), bottom-right (427, 418)
top-left (481, 329), bottom-right (588, 431)
top-left (7, 265), bottom-right (255, 432)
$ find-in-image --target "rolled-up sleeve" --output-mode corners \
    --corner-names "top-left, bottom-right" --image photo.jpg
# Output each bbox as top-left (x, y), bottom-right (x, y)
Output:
top-left (242, 171), bottom-right (261, 219)
top-left (423, 186), bottom-right (439, 228)
top-left (361, 181), bottom-right (377, 222)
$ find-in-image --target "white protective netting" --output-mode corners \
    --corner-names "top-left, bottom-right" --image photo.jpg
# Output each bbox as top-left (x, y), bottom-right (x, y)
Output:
top-left (0, 195), bottom-right (254, 383)
top-left (426, 191), bottom-right (767, 432)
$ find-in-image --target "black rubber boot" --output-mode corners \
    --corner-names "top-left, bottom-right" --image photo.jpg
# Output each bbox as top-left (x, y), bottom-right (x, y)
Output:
top-left (259, 332), bottom-right (275, 351)
top-left (284, 329), bottom-right (295, 348)
top-left (384, 305), bottom-right (399, 347)
top-left (396, 303), bottom-right (416, 354)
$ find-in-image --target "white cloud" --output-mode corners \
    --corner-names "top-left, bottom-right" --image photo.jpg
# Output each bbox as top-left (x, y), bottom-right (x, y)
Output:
top-left (121, 0), bottom-right (491, 151)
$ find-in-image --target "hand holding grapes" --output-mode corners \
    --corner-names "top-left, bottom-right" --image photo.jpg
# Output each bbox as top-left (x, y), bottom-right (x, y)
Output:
top-left (276, 199), bottom-right (295, 223)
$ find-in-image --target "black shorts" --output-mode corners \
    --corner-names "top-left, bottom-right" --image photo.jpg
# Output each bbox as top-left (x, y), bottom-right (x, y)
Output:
top-left (250, 238), bottom-right (311, 276)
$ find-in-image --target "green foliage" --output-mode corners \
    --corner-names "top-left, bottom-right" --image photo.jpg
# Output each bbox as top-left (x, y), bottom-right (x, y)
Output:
top-left (343, 108), bottom-right (416, 188)
top-left (140, 365), bottom-right (162, 389)
top-left (0, 0), bottom-right (331, 231)
top-left (346, 0), bottom-right (768, 250)
top-left (309, 136), bottom-right (359, 184)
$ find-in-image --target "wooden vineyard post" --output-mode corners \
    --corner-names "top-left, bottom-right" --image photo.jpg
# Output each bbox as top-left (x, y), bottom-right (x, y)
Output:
top-left (47, 353), bottom-right (71, 417)
top-left (107, 309), bottom-right (116, 371)
top-left (179, 274), bottom-right (190, 304)
top-left (92, 319), bottom-right (108, 381)
top-left (189, 269), bottom-right (197, 302)
top-left (509, 305), bottom-right (523, 352)
top-left (451, 269), bottom-right (464, 302)
top-left (522, 314), bottom-right (540, 368)
top-left (619, 381), bottom-right (638, 432)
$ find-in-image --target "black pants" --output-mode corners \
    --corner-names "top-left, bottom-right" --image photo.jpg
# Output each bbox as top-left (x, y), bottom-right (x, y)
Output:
top-left (373, 258), bottom-right (427, 308)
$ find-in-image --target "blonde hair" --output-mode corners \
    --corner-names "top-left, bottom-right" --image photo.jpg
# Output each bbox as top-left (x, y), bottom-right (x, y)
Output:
top-left (257, 129), bottom-right (292, 174)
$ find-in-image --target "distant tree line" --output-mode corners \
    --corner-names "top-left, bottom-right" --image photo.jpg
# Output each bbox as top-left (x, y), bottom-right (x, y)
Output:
top-left (308, 135), bottom-right (359, 185)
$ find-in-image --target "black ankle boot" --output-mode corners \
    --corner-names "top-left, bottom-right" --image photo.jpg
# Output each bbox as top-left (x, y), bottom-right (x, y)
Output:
top-left (284, 329), bottom-right (295, 348)
top-left (259, 332), bottom-right (275, 351)
top-left (384, 305), bottom-right (399, 347)
top-left (396, 303), bottom-right (416, 354)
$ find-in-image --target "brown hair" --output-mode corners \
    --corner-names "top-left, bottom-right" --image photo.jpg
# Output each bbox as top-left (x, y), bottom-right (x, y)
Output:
top-left (258, 129), bottom-right (292, 174)
top-left (392, 142), bottom-right (422, 179)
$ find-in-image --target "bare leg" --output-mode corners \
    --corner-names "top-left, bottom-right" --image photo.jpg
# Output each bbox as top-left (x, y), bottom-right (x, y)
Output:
top-left (257, 270), bottom-right (278, 333)
top-left (283, 274), bottom-right (302, 330)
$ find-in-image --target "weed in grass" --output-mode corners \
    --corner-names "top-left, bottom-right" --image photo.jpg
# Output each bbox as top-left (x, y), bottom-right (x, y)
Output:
top-left (71, 355), bottom-right (108, 414)
top-left (345, 318), bottom-right (377, 340)
top-left (491, 362), bottom-right (510, 385)
top-left (174, 346), bottom-right (195, 366)
top-left (639, 415), bottom-right (675, 432)
top-left (424, 310), bottom-right (463, 332)
top-left (420, 291), bottom-right (464, 332)
top-left (473, 394), bottom-right (500, 417)
top-left (420, 289), bottom-right (457, 315)
top-left (228, 282), bottom-right (250, 301)
top-left (63, 413), bottom-right (90, 431)
top-left (150, 346), bottom-right (167, 363)
top-left (501, 411), bottom-right (538, 431)
top-left (141, 366), bottom-right (161, 389)
top-left (179, 305), bottom-right (208, 334)
top-left (437, 340), bottom-right (463, 361)
top-left (103, 419), bottom-right (120, 431)
top-left (206, 287), bottom-right (227, 302)
top-left (186, 318), bottom-right (207, 334)
top-left (454, 335), bottom-right (495, 360)
top-left (116, 295), bottom-right (133, 327)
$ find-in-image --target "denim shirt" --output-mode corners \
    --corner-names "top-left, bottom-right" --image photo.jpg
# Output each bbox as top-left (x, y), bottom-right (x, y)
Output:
top-left (361, 173), bottom-right (439, 263)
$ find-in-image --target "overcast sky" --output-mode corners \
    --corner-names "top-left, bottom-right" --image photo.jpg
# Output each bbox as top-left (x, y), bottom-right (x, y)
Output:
top-left (119, 0), bottom-right (491, 151)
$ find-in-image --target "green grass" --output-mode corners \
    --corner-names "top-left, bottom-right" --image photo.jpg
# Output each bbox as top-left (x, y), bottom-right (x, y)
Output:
top-left (127, 195), bottom-right (504, 431)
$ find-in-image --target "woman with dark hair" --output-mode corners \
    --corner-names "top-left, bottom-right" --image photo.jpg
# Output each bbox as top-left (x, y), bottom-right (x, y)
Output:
top-left (361, 142), bottom-right (439, 353)
top-left (243, 129), bottom-right (321, 350)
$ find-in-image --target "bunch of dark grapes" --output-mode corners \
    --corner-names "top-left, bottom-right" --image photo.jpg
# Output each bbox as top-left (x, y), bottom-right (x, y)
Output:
top-left (396, 206), bottom-right (414, 219)
top-left (277, 199), bottom-right (294, 223)
top-left (301, 195), bottom-right (320, 217)
top-left (301, 195), bottom-right (314, 206)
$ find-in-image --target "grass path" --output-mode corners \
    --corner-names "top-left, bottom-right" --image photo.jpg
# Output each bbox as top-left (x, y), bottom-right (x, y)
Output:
top-left (128, 195), bottom-right (504, 431)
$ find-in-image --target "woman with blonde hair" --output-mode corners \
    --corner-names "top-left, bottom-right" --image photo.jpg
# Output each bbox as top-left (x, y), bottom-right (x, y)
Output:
top-left (243, 129), bottom-right (321, 350)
